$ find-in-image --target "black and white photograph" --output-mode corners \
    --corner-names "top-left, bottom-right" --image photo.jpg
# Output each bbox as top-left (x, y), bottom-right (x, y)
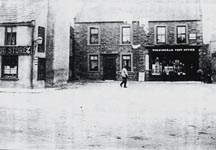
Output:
top-left (0, 0), bottom-right (216, 149)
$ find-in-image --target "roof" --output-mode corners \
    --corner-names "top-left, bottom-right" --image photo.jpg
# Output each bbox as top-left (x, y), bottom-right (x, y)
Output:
top-left (75, 0), bottom-right (201, 23)
top-left (0, 0), bottom-right (48, 23)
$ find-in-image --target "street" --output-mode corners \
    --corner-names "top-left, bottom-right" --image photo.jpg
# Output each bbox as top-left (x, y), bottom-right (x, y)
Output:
top-left (0, 81), bottom-right (216, 150)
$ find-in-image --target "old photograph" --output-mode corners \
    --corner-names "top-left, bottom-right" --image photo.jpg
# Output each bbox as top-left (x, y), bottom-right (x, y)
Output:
top-left (0, 0), bottom-right (216, 149)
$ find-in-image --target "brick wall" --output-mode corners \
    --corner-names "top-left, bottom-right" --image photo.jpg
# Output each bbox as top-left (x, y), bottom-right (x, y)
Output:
top-left (72, 21), bottom-right (147, 81)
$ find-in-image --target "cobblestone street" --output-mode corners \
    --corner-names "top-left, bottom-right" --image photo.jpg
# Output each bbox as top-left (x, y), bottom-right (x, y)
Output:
top-left (0, 81), bottom-right (216, 150)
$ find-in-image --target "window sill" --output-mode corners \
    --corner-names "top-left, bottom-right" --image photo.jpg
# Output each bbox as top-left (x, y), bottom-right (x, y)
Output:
top-left (0, 78), bottom-right (19, 81)
top-left (119, 44), bottom-right (131, 46)
top-left (88, 44), bottom-right (101, 46)
top-left (89, 71), bottom-right (100, 73)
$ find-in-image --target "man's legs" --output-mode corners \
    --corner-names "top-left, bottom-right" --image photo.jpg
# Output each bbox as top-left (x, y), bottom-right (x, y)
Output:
top-left (124, 78), bottom-right (127, 88)
top-left (120, 77), bottom-right (124, 87)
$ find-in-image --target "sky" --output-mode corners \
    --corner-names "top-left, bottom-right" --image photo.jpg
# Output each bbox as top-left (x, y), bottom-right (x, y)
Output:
top-left (0, 0), bottom-right (216, 43)
top-left (60, 0), bottom-right (216, 44)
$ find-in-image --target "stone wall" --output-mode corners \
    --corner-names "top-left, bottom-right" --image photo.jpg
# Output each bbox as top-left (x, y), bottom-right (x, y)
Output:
top-left (147, 20), bottom-right (203, 46)
top-left (72, 21), bottom-right (146, 81)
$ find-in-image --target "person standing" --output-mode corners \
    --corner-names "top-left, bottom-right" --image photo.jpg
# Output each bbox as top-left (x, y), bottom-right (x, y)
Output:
top-left (120, 65), bottom-right (128, 88)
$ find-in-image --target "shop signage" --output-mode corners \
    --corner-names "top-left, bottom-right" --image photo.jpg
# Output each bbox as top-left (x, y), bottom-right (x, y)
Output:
top-left (0, 46), bottom-right (32, 55)
top-left (152, 48), bottom-right (195, 52)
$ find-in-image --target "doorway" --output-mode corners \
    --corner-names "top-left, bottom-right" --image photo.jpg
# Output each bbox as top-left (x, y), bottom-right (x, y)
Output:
top-left (103, 55), bottom-right (117, 80)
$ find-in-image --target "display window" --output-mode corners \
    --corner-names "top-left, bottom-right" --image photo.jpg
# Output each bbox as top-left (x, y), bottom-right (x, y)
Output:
top-left (1, 55), bottom-right (18, 79)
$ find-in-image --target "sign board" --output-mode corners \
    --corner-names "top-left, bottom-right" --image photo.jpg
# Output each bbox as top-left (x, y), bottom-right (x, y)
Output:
top-left (0, 46), bottom-right (32, 55)
top-left (138, 72), bottom-right (145, 81)
top-left (152, 48), bottom-right (195, 52)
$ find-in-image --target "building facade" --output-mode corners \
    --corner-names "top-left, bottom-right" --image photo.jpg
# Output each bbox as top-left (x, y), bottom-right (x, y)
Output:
top-left (0, 0), bottom-right (70, 88)
top-left (71, 21), bottom-right (146, 81)
top-left (145, 20), bottom-right (203, 81)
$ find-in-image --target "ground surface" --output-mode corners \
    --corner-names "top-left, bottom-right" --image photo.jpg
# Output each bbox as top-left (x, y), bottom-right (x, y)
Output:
top-left (0, 81), bottom-right (216, 150)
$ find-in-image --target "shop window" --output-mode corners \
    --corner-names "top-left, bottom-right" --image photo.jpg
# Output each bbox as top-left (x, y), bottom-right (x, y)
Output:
top-left (37, 58), bottom-right (46, 80)
top-left (177, 26), bottom-right (186, 43)
top-left (5, 27), bottom-right (16, 45)
top-left (121, 26), bottom-right (131, 44)
top-left (89, 27), bottom-right (99, 44)
top-left (89, 55), bottom-right (99, 71)
top-left (122, 55), bottom-right (131, 71)
top-left (1, 55), bottom-right (18, 79)
top-left (156, 26), bottom-right (166, 44)
top-left (152, 57), bottom-right (162, 75)
top-left (38, 26), bottom-right (45, 52)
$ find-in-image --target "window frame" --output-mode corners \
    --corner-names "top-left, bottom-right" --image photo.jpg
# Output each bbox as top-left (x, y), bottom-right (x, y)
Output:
top-left (89, 54), bottom-right (99, 72)
top-left (120, 53), bottom-right (133, 72)
top-left (176, 25), bottom-right (187, 44)
top-left (156, 26), bottom-right (166, 44)
top-left (88, 26), bottom-right (100, 45)
top-left (1, 55), bottom-right (18, 79)
top-left (121, 25), bottom-right (132, 45)
top-left (5, 26), bottom-right (17, 46)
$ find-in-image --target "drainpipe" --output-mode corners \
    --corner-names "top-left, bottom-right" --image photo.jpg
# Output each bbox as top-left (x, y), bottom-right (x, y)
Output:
top-left (30, 20), bottom-right (35, 89)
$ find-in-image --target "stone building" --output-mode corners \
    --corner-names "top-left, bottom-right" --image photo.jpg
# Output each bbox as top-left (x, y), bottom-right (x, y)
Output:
top-left (0, 0), bottom-right (70, 88)
top-left (71, 20), bottom-right (146, 81)
top-left (145, 19), bottom-right (203, 81)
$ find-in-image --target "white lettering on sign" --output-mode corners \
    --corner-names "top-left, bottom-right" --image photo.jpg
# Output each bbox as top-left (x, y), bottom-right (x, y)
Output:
top-left (0, 46), bottom-right (32, 55)
top-left (152, 48), bottom-right (195, 52)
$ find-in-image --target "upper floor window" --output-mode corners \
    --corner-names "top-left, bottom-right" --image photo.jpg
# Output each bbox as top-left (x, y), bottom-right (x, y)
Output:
top-left (5, 27), bottom-right (16, 45)
top-left (122, 55), bottom-right (131, 71)
top-left (177, 26), bottom-right (186, 44)
top-left (89, 27), bottom-right (99, 45)
top-left (121, 26), bottom-right (131, 44)
top-left (38, 26), bottom-right (45, 52)
top-left (156, 26), bottom-right (166, 44)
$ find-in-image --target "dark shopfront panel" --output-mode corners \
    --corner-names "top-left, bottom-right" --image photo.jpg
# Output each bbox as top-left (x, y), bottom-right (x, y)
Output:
top-left (149, 46), bottom-right (200, 81)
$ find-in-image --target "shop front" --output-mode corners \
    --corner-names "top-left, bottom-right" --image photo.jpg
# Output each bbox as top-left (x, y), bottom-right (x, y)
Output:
top-left (0, 46), bottom-right (33, 88)
top-left (147, 46), bottom-right (200, 81)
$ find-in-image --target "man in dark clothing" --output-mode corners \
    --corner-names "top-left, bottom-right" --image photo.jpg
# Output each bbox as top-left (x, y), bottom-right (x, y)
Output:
top-left (120, 66), bottom-right (128, 88)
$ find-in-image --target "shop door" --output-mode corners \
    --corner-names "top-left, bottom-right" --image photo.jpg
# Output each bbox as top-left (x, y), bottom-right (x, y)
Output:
top-left (103, 55), bottom-right (116, 80)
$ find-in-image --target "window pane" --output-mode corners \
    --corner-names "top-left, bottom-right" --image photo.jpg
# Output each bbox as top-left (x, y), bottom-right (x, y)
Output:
top-left (122, 55), bottom-right (131, 71)
top-left (90, 28), bottom-right (99, 34)
top-left (157, 35), bottom-right (165, 43)
top-left (122, 27), bottom-right (131, 44)
top-left (177, 27), bottom-right (186, 34)
top-left (89, 55), bottom-right (98, 71)
top-left (2, 56), bottom-right (18, 78)
top-left (177, 26), bottom-right (186, 43)
top-left (90, 35), bottom-right (99, 44)
top-left (90, 27), bottom-right (99, 44)
top-left (6, 27), bottom-right (16, 45)
top-left (157, 27), bottom-right (166, 44)
top-left (157, 27), bottom-right (165, 34)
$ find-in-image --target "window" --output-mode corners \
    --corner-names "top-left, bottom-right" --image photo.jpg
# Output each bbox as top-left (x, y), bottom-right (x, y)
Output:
top-left (1, 55), bottom-right (18, 79)
top-left (5, 27), bottom-right (16, 45)
top-left (37, 58), bottom-right (46, 80)
top-left (38, 26), bottom-right (45, 52)
top-left (177, 26), bottom-right (186, 43)
top-left (122, 55), bottom-right (131, 71)
top-left (89, 27), bottom-right (99, 44)
top-left (156, 26), bottom-right (166, 44)
top-left (122, 26), bottom-right (131, 44)
top-left (89, 55), bottom-right (98, 71)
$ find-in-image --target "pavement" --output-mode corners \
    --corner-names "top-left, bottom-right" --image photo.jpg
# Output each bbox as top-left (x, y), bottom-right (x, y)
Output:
top-left (0, 81), bottom-right (216, 150)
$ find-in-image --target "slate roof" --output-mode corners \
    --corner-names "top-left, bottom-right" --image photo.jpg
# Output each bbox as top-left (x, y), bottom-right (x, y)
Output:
top-left (75, 0), bottom-right (201, 23)
top-left (0, 0), bottom-right (47, 23)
